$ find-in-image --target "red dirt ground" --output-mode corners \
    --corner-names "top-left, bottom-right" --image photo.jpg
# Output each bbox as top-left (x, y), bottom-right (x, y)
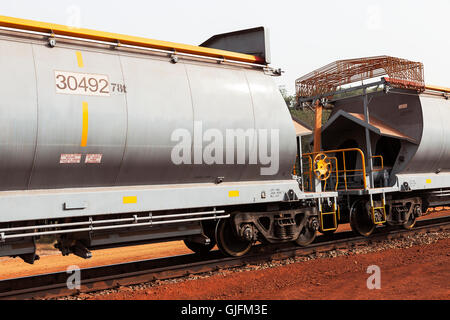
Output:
top-left (92, 237), bottom-right (450, 300)
top-left (0, 209), bottom-right (448, 281)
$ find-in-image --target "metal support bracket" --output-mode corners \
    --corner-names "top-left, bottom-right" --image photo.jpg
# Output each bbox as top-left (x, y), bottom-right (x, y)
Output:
top-left (48, 36), bottom-right (56, 48)
top-left (170, 50), bottom-right (179, 64)
top-left (72, 241), bottom-right (92, 259)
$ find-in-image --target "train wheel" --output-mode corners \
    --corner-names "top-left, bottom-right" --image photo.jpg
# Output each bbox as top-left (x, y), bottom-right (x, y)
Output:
top-left (295, 224), bottom-right (317, 246)
top-left (350, 200), bottom-right (375, 237)
top-left (216, 219), bottom-right (252, 257)
top-left (184, 239), bottom-right (216, 255)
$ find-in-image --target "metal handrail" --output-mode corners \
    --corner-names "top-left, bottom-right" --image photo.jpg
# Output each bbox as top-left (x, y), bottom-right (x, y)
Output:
top-left (295, 148), bottom-right (384, 192)
top-left (302, 148), bottom-right (369, 191)
top-left (322, 156), bottom-right (339, 191)
top-left (0, 210), bottom-right (228, 240)
top-left (371, 155), bottom-right (384, 172)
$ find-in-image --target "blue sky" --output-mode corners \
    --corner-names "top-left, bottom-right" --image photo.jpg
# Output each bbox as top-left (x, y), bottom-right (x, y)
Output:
top-left (1, 0), bottom-right (449, 94)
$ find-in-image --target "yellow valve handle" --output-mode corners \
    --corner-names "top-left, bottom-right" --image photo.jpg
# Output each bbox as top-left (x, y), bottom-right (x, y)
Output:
top-left (313, 153), bottom-right (332, 181)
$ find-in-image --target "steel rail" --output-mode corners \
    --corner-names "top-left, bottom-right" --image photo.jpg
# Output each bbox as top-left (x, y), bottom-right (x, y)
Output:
top-left (0, 215), bottom-right (449, 300)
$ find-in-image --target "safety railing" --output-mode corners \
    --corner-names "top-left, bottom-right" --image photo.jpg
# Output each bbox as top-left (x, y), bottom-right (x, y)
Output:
top-left (298, 148), bottom-right (384, 192)
top-left (371, 155), bottom-right (384, 172)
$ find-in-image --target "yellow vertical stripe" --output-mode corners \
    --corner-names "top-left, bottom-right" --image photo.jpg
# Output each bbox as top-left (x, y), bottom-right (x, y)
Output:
top-left (76, 51), bottom-right (84, 68)
top-left (80, 102), bottom-right (89, 147)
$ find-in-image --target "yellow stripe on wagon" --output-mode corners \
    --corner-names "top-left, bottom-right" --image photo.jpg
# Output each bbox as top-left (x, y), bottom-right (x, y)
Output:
top-left (229, 191), bottom-right (239, 198)
top-left (76, 51), bottom-right (84, 68)
top-left (123, 196), bottom-right (137, 204)
top-left (80, 101), bottom-right (89, 147)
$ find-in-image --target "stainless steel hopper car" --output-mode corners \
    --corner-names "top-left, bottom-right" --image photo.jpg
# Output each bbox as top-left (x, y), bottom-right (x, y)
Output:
top-left (297, 77), bottom-right (450, 236)
top-left (0, 17), bottom-right (335, 263)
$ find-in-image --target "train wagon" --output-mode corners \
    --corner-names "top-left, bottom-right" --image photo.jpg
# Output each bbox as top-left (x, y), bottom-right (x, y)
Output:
top-left (296, 58), bottom-right (450, 236)
top-left (0, 16), bottom-right (336, 263)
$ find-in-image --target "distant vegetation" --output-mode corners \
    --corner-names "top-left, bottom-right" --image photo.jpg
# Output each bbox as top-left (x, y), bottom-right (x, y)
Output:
top-left (280, 88), bottom-right (331, 154)
top-left (332, 85), bottom-right (384, 100)
top-left (279, 87), bottom-right (331, 127)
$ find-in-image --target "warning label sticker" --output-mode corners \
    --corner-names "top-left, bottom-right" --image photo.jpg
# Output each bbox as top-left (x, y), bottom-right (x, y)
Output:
top-left (85, 154), bottom-right (103, 164)
top-left (60, 154), bottom-right (82, 164)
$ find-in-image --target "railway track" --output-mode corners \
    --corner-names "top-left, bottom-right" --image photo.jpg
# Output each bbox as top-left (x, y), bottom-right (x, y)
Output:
top-left (1, 215), bottom-right (449, 300)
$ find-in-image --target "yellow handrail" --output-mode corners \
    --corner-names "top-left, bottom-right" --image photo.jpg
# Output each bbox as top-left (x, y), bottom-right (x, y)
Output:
top-left (322, 156), bottom-right (339, 191)
top-left (298, 149), bottom-right (385, 192)
top-left (302, 148), bottom-right (368, 190)
top-left (343, 151), bottom-right (348, 190)
top-left (371, 155), bottom-right (384, 172)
